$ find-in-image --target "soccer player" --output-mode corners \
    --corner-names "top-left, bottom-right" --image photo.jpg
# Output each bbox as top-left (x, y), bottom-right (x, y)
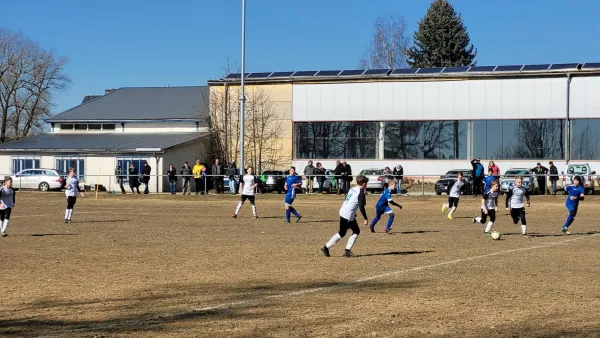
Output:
top-left (321, 175), bottom-right (369, 258)
top-left (505, 176), bottom-right (530, 236)
top-left (561, 175), bottom-right (585, 235)
top-left (233, 166), bottom-right (258, 219)
top-left (65, 168), bottom-right (84, 223)
top-left (284, 166), bottom-right (303, 223)
top-left (369, 180), bottom-right (402, 234)
top-left (473, 180), bottom-right (499, 235)
top-left (0, 176), bottom-right (16, 237)
top-left (442, 172), bottom-right (464, 219)
top-left (483, 168), bottom-right (495, 194)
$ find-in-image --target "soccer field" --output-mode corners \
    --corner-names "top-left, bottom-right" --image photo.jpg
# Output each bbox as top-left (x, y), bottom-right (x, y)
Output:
top-left (1, 192), bottom-right (599, 337)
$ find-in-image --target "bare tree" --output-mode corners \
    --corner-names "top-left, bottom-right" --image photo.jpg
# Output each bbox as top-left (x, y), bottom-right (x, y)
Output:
top-left (0, 28), bottom-right (70, 142)
top-left (492, 120), bottom-right (565, 159)
top-left (359, 15), bottom-right (410, 69)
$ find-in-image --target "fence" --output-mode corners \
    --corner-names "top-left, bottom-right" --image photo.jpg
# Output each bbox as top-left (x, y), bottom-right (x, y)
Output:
top-left (1, 172), bottom-right (596, 196)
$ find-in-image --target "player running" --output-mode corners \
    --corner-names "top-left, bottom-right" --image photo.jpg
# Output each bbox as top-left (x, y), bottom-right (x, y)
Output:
top-left (483, 168), bottom-right (495, 194)
top-left (321, 175), bottom-right (369, 258)
top-left (233, 166), bottom-right (258, 219)
top-left (284, 166), bottom-right (303, 223)
top-left (369, 179), bottom-right (402, 234)
top-left (561, 175), bottom-right (585, 235)
top-left (505, 176), bottom-right (530, 237)
top-left (442, 172), bottom-right (464, 219)
top-left (473, 180), bottom-right (499, 235)
top-left (0, 177), bottom-right (16, 237)
top-left (65, 168), bottom-right (84, 223)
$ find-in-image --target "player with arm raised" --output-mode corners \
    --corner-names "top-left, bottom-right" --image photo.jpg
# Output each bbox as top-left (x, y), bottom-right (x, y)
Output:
top-left (65, 168), bottom-right (84, 224)
top-left (0, 176), bottom-right (16, 237)
top-left (321, 175), bottom-right (369, 258)
top-left (561, 175), bottom-right (585, 235)
top-left (369, 179), bottom-right (402, 234)
top-left (473, 180), bottom-right (499, 235)
top-left (284, 166), bottom-right (303, 223)
top-left (505, 176), bottom-right (530, 237)
top-left (232, 166), bottom-right (259, 219)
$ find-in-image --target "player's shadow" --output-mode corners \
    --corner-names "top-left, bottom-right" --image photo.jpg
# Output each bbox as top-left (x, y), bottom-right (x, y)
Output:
top-left (358, 250), bottom-right (433, 257)
top-left (452, 216), bottom-right (476, 219)
top-left (528, 230), bottom-right (600, 238)
top-left (307, 219), bottom-right (338, 223)
top-left (86, 220), bottom-right (131, 223)
top-left (30, 233), bottom-right (78, 237)
top-left (396, 230), bottom-right (440, 235)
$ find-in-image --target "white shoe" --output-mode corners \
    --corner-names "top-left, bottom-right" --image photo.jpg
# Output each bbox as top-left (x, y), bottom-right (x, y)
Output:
top-left (1, 232), bottom-right (6, 237)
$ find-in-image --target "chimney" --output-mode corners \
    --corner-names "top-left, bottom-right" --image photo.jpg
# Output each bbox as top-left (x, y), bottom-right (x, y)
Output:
top-left (105, 88), bottom-right (116, 95)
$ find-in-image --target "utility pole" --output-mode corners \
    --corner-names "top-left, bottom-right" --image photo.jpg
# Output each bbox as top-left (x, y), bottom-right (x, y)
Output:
top-left (239, 0), bottom-right (246, 176)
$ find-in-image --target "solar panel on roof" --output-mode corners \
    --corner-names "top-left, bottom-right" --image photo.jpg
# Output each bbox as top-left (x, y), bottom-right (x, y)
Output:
top-left (442, 66), bottom-right (470, 73)
top-left (292, 71), bottom-right (318, 77)
top-left (246, 72), bottom-right (273, 78)
top-left (416, 67), bottom-right (444, 74)
top-left (269, 71), bottom-right (295, 77)
top-left (339, 69), bottom-right (366, 76)
top-left (315, 70), bottom-right (342, 77)
top-left (468, 66), bottom-right (496, 72)
top-left (549, 63), bottom-right (580, 70)
top-left (522, 64), bottom-right (550, 71)
top-left (495, 65), bottom-right (523, 72)
top-left (582, 62), bottom-right (600, 69)
top-left (363, 69), bottom-right (391, 75)
top-left (391, 68), bottom-right (418, 75)
top-left (225, 73), bottom-right (241, 79)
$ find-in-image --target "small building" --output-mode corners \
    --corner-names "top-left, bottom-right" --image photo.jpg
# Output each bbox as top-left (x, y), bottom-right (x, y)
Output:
top-left (0, 86), bottom-right (211, 192)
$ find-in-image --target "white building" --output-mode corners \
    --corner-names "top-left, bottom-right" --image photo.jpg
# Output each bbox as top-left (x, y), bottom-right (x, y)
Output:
top-left (0, 86), bottom-right (210, 192)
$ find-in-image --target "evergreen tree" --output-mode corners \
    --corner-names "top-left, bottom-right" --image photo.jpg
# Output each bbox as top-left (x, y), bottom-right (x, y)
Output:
top-left (407, 0), bottom-right (477, 68)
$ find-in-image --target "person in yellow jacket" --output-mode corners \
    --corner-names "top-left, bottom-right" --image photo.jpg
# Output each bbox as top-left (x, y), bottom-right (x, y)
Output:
top-left (192, 159), bottom-right (205, 195)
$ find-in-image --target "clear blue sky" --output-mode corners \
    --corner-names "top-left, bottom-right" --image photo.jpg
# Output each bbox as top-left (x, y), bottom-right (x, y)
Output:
top-left (3, 0), bottom-right (600, 114)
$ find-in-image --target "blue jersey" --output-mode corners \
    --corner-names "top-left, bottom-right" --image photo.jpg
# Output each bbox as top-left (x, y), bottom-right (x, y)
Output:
top-left (285, 175), bottom-right (302, 197)
top-left (564, 185), bottom-right (584, 209)
top-left (483, 176), bottom-right (494, 193)
top-left (376, 188), bottom-right (393, 210)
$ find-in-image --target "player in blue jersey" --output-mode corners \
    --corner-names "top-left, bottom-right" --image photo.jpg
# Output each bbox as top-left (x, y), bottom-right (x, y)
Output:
top-left (482, 168), bottom-right (495, 194)
top-left (284, 166), bottom-right (303, 223)
top-left (369, 180), bottom-right (402, 234)
top-left (562, 176), bottom-right (585, 235)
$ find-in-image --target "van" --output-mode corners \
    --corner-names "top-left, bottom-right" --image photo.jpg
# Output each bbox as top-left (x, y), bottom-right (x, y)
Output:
top-left (561, 163), bottom-right (596, 194)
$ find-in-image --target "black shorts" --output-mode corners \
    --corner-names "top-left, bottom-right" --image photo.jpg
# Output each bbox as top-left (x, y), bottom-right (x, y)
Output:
top-left (479, 209), bottom-right (496, 223)
top-left (510, 207), bottom-right (526, 225)
top-left (67, 196), bottom-right (77, 209)
top-left (338, 216), bottom-right (360, 238)
top-left (241, 195), bottom-right (255, 204)
top-left (447, 197), bottom-right (460, 208)
top-left (0, 207), bottom-right (12, 220)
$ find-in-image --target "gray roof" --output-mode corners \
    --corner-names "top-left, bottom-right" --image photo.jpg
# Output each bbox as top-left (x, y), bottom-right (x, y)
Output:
top-left (81, 95), bottom-right (102, 104)
top-left (47, 86), bottom-right (209, 123)
top-left (0, 133), bottom-right (207, 153)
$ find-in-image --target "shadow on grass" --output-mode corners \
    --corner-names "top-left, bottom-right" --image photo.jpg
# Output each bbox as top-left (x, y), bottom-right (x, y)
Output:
top-left (358, 250), bottom-right (434, 257)
top-left (30, 233), bottom-right (78, 237)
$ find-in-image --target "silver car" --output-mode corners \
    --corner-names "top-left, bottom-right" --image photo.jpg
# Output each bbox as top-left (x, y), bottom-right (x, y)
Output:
top-left (500, 168), bottom-right (537, 193)
top-left (359, 169), bottom-right (386, 193)
top-left (9, 168), bottom-right (67, 191)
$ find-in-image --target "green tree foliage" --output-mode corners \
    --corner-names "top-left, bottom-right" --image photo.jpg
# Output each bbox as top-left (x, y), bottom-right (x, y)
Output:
top-left (407, 0), bottom-right (477, 68)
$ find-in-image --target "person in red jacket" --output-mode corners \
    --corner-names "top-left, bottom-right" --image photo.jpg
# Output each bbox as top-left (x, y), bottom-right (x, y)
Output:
top-left (488, 161), bottom-right (500, 180)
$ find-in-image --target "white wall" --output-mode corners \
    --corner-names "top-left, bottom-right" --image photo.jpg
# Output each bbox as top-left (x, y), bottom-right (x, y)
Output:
top-left (162, 138), bottom-right (210, 192)
top-left (570, 76), bottom-right (600, 118)
top-left (53, 122), bottom-right (208, 134)
top-left (293, 78), bottom-right (569, 121)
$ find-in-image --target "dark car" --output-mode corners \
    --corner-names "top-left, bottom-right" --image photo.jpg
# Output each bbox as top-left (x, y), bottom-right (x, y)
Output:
top-left (435, 169), bottom-right (473, 195)
top-left (259, 170), bottom-right (286, 193)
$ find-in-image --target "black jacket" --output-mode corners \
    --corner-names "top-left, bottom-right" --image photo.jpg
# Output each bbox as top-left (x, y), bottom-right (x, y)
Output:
top-left (128, 167), bottom-right (139, 186)
top-left (180, 165), bottom-right (192, 178)
top-left (143, 165), bottom-right (151, 176)
top-left (393, 166), bottom-right (404, 180)
top-left (314, 167), bottom-right (326, 181)
top-left (167, 167), bottom-right (177, 182)
top-left (549, 165), bottom-right (559, 181)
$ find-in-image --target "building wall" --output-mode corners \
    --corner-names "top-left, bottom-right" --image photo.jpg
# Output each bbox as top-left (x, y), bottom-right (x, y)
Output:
top-left (570, 76), bottom-right (600, 117)
top-left (161, 137), bottom-right (210, 191)
top-left (54, 122), bottom-right (207, 133)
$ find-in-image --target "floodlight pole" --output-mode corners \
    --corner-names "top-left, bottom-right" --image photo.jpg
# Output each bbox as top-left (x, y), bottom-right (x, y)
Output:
top-left (239, 0), bottom-right (246, 176)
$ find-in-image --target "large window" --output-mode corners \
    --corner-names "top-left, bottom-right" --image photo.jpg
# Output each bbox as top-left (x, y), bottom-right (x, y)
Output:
top-left (294, 122), bottom-right (378, 159)
top-left (116, 156), bottom-right (148, 182)
top-left (472, 120), bottom-right (565, 160)
top-left (571, 119), bottom-right (600, 160)
top-left (384, 121), bottom-right (467, 159)
top-left (11, 156), bottom-right (41, 174)
top-left (56, 156), bottom-right (85, 180)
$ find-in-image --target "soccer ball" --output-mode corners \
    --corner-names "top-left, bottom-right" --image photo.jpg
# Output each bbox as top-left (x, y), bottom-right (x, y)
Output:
top-left (490, 231), bottom-right (501, 240)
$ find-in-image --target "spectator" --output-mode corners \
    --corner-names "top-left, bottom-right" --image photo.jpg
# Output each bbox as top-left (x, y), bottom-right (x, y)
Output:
top-left (193, 159), bottom-right (204, 195)
top-left (167, 164), bottom-right (177, 195)
top-left (382, 167), bottom-right (393, 189)
top-left (488, 161), bottom-right (500, 180)
top-left (304, 160), bottom-right (315, 194)
top-left (142, 161), bottom-right (151, 194)
top-left (470, 158), bottom-right (484, 196)
top-left (128, 163), bottom-right (140, 194)
top-left (343, 161), bottom-right (352, 194)
top-left (334, 160), bottom-right (344, 195)
top-left (532, 162), bottom-right (549, 195)
top-left (227, 162), bottom-right (238, 195)
top-left (180, 161), bottom-right (192, 195)
top-left (115, 164), bottom-right (126, 194)
top-left (212, 159), bottom-right (225, 194)
top-left (549, 161), bottom-right (559, 195)
top-left (314, 162), bottom-right (326, 194)
top-left (393, 164), bottom-right (403, 195)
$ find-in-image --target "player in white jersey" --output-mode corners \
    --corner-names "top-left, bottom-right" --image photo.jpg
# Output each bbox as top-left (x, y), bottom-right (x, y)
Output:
top-left (65, 168), bottom-right (84, 223)
top-left (473, 180), bottom-right (499, 234)
top-left (232, 166), bottom-right (258, 219)
top-left (321, 175), bottom-right (369, 258)
top-left (442, 172), bottom-right (465, 219)
top-left (0, 176), bottom-right (16, 237)
top-left (505, 176), bottom-right (530, 236)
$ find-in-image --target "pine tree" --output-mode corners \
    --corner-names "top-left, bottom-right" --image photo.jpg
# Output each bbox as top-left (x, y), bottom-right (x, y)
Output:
top-left (407, 0), bottom-right (477, 68)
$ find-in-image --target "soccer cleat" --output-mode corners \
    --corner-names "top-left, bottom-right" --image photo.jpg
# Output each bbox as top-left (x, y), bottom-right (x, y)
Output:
top-left (343, 249), bottom-right (355, 258)
top-left (385, 228), bottom-right (392, 234)
top-left (64, 219), bottom-right (68, 224)
top-left (472, 217), bottom-right (476, 223)
top-left (561, 227), bottom-right (571, 235)
top-left (321, 245), bottom-right (330, 257)
top-left (285, 220), bottom-right (291, 223)
top-left (447, 214), bottom-right (453, 220)
top-left (441, 204), bottom-right (446, 212)
top-left (522, 233), bottom-right (530, 238)
top-left (295, 215), bottom-right (302, 223)
top-left (1, 232), bottom-right (6, 237)
top-left (484, 231), bottom-right (491, 236)
top-left (252, 216), bottom-right (258, 220)
top-left (232, 214), bottom-right (237, 218)
top-left (369, 225), bottom-right (375, 233)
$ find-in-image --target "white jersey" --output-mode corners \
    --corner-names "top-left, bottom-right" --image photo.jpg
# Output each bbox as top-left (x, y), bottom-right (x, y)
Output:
top-left (65, 177), bottom-right (80, 197)
top-left (0, 186), bottom-right (15, 208)
top-left (339, 186), bottom-right (363, 221)
top-left (507, 186), bottom-right (527, 209)
top-left (241, 174), bottom-right (257, 196)
top-left (449, 179), bottom-right (464, 198)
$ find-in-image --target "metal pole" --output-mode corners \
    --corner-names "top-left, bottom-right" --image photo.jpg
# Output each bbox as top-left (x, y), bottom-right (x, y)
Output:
top-left (421, 175), bottom-right (425, 196)
top-left (239, 0), bottom-right (246, 177)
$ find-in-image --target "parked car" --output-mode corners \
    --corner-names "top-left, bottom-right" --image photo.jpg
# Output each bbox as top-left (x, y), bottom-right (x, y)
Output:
top-left (359, 169), bottom-right (385, 193)
top-left (7, 168), bottom-right (67, 191)
top-left (310, 169), bottom-right (336, 193)
top-left (259, 170), bottom-right (285, 193)
top-left (435, 169), bottom-right (473, 195)
top-left (562, 163), bottom-right (596, 194)
top-left (500, 168), bottom-right (537, 194)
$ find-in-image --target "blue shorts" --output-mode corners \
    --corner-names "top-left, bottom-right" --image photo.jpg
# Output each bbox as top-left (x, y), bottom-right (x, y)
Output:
top-left (376, 205), bottom-right (393, 215)
top-left (285, 195), bottom-right (295, 206)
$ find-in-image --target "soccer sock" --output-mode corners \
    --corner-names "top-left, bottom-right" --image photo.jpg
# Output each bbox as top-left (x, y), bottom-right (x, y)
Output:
top-left (65, 209), bottom-right (69, 220)
top-left (386, 214), bottom-right (395, 231)
top-left (346, 233), bottom-right (358, 250)
top-left (290, 207), bottom-right (299, 218)
top-left (568, 215), bottom-right (575, 227)
top-left (68, 209), bottom-right (73, 220)
top-left (251, 205), bottom-right (257, 217)
top-left (326, 233), bottom-right (342, 248)
top-left (521, 225), bottom-right (527, 235)
top-left (1, 220), bottom-right (7, 233)
top-left (285, 209), bottom-right (291, 221)
top-left (475, 217), bottom-right (482, 223)
top-left (449, 207), bottom-right (456, 216)
top-left (443, 203), bottom-right (449, 208)
top-left (235, 202), bottom-right (243, 215)
top-left (485, 221), bottom-right (493, 233)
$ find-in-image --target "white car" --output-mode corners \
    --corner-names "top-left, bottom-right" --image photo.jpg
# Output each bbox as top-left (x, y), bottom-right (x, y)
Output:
top-left (562, 163), bottom-right (596, 194)
top-left (8, 168), bottom-right (67, 191)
